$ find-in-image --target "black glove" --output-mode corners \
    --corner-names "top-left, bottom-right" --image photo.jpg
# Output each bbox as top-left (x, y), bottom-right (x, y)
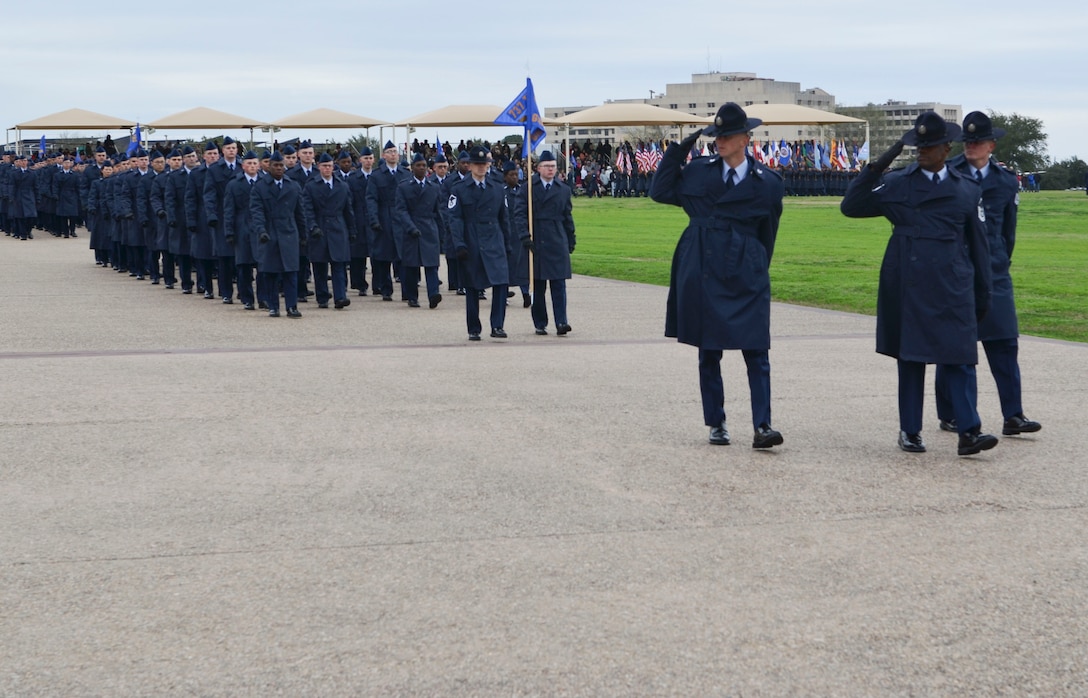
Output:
top-left (409, 229), bottom-right (421, 239)
top-left (310, 226), bottom-right (323, 239)
top-left (225, 235), bottom-right (236, 246)
top-left (258, 232), bottom-right (270, 243)
top-left (568, 244), bottom-right (576, 254)
top-left (208, 219), bottom-right (218, 229)
top-left (678, 129), bottom-right (702, 153)
top-left (125, 213), bottom-right (135, 220)
top-left (521, 237), bottom-right (534, 250)
top-left (455, 247), bottom-right (468, 261)
top-left (870, 139), bottom-right (904, 173)
top-left (187, 225), bottom-right (196, 233)
top-left (349, 234), bottom-right (357, 242)
top-left (141, 220), bottom-right (149, 229)
top-left (168, 220), bottom-right (176, 228)
top-left (370, 222), bottom-right (382, 232)
top-left (157, 210), bottom-right (166, 219)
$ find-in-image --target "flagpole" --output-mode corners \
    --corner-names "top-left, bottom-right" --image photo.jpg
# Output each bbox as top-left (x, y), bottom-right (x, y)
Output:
top-left (526, 136), bottom-right (534, 295)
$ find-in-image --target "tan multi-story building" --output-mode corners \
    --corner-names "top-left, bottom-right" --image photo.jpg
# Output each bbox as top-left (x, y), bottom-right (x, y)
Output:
top-left (838, 100), bottom-right (962, 154)
top-left (545, 71), bottom-right (838, 147)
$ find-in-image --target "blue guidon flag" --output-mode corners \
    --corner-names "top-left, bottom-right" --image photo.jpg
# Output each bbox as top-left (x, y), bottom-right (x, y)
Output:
top-left (494, 78), bottom-right (547, 159)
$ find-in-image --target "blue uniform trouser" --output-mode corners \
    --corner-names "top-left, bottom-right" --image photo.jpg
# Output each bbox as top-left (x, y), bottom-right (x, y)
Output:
top-left (531, 279), bottom-right (568, 330)
top-left (312, 261), bottom-right (347, 303)
top-left (236, 263), bottom-right (255, 306)
top-left (266, 271), bottom-right (298, 312)
top-left (217, 256), bottom-right (235, 300)
top-left (465, 284), bottom-right (508, 335)
top-left (349, 256), bottom-right (369, 293)
top-left (445, 255), bottom-right (462, 291)
top-left (936, 338), bottom-right (1022, 421)
top-left (900, 360), bottom-right (979, 435)
top-left (372, 259), bottom-right (394, 298)
top-left (698, 349), bottom-right (771, 430)
top-left (402, 266), bottom-right (439, 302)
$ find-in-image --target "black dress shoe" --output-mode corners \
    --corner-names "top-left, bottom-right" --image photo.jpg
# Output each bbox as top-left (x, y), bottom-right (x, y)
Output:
top-left (164, 283), bottom-right (174, 289)
top-left (268, 308), bottom-right (280, 317)
top-left (151, 279), bottom-right (160, 285)
top-left (939, 419), bottom-right (957, 433)
top-left (535, 328), bottom-right (547, 335)
top-left (197, 285), bottom-right (205, 293)
top-left (203, 290), bottom-right (214, 299)
top-left (429, 294), bottom-right (442, 308)
top-left (958, 431), bottom-right (998, 456)
top-left (258, 300), bottom-right (268, 309)
top-left (478, 291), bottom-right (487, 300)
top-left (334, 298), bottom-right (350, 309)
top-left (317, 301), bottom-right (329, 308)
top-left (381, 295), bottom-right (393, 301)
top-left (182, 288), bottom-right (193, 294)
top-left (522, 293), bottom-right (531, 308)
top-left (222, 297), bottom-right (233, 304)
top-left (506, 290), bottom-right (515, 298)
top-left (468, 333), bottom-right (481, 341)
top-left (556, 323), bottom-right (572, 336)
top-left (358, 289), bottom-right (367, 296)
top-left (1003, 414), bottom-right (1042, 435)
top-left (898, 431), bottom-right (926, 453)
top-left (297, 296), bottom-right (308, 302)
top-left (243, 302), bottom-right (255, 310)
top-left (708, 420), bottom-right (731, 445)
top-left (286, 307), bottom-right (302, 318)
top-left (753, 424), bottom-right (784, 449)
top-left (456, 288), bottom-right (467, 296)
top-left (490, 328), bottom-right (507, 338)
top-left (407, 299), bottom-right (420, 308)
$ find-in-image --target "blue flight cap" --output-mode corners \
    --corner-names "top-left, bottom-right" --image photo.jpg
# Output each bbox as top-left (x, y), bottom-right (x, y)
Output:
top-left (433, 153), bottom-right (447, 163)
top-left (133, 148), bottom-right (149, 158)
top-left (299, 139), bottom-right (312, 149)
top-left (95, 145), bottom-right (106, 153)
top-left (359, 146), bottom-right (373, 156)
top-left (260, 149), bottom-right (272, 159)
top-left (181, 145), bottom-right (196, 155)
top-left (167, 148), bottom-right (182, 158)
top-left (242, 150), bottom-right (258, 160)
top-left (317, 152), bottom-right (334, 163)
top-left (457, 150), bottom-right (469, 161)
top-left (412, 152), bottom-right (427, 164)
top-left (337, 150), bottom-right (352, 160)
top-left (538, 150), bottom-right (556, 163)
top-left (149, 150), bottom-right (164, 160)
top-left (281, 145), bottom-right (296, 155)
top-left (223, 136), bottom-right (236, 145)
top-left (269, 151), bottom-right (284, 162)
top-left (502, 161), bottom-right (518, 173)
top-left (204, 140), bottom-right (219, 152)
top-left (383, 140), bottom-right (396, 151)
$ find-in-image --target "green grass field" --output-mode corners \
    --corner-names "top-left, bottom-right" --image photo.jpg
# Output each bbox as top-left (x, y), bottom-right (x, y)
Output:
top-left (570, 191), bottom-right (1088, 343)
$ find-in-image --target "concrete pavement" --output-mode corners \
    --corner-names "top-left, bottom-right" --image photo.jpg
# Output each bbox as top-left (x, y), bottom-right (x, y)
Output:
top-left (2, 232), bottom-right (1086, 695)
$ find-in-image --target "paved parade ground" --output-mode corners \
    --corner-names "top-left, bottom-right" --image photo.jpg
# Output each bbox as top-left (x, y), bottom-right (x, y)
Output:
top-left (2, 232), bottom-right (1086, 695)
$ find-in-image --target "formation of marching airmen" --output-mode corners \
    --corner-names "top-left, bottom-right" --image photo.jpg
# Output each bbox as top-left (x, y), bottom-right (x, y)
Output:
top-left (0, 139), bottom-right (576, 338)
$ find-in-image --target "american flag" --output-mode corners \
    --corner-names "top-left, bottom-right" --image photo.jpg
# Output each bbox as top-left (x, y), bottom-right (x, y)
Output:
top-left (647, 142), bottom-right (662, 171)
top-left (634, 147), bottom-right (652, 172)
top-left (615, 148), bottom-right (631, 175)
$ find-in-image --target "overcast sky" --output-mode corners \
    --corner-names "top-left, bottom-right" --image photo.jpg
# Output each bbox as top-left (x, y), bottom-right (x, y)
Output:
top-left (3, 0), bottom-right (1084, 161)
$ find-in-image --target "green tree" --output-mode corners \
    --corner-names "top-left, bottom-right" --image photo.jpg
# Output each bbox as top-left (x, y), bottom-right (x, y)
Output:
top-left (345, 133), bottom-right (381, 155)
top-left (989, 111), bottom-right (1048, 172)
top-left (1041, 156), bottom-right (1088, 190)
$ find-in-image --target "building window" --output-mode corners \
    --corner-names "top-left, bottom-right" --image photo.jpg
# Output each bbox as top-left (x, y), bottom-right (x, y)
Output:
top-left (688, 103), bottom-right (697, 109)
top-left (707, 102), bottom-right (715, 108)
top-left (745, 101), bottom-right (753, 106)
top-left (669, 104), bottom-right (677, 109)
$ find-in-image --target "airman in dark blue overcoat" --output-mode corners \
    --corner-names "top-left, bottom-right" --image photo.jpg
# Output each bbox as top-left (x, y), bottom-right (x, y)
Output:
top-left (185, 142), bottom-right (219, 298)
top-left (448, 145), bottom-right (511, 340)
top-left (651, 103), bottom-right (785, 449)
top-left (165, 147), bottom-right (198, 292)
top-left (53, 157), bottom-right (82, 238)
top-left (514, 151), bottom-right (576, 335)
top-left (841, 111), bottom-right (998, 456)
top-left (301, 152), bottom-right (356, 309)
top-left (223, 151), bottom-right (263, 309)
top-left (366, 141), bottom-right (411, 300)
top-left (935, 111), bottom-right (1041, 439)
top-left (203, 136), bottom-right (243, 303)
top-left (250, 151), bottom-right (307, 317)
top-left (394, 153), bottom-right (447, 308)
top-left (347, 147), bottom-right (375, 296)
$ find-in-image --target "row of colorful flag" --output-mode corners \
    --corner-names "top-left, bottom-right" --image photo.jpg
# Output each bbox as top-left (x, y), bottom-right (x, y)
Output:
top-left (749, 139), bottom-right (870, 170)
